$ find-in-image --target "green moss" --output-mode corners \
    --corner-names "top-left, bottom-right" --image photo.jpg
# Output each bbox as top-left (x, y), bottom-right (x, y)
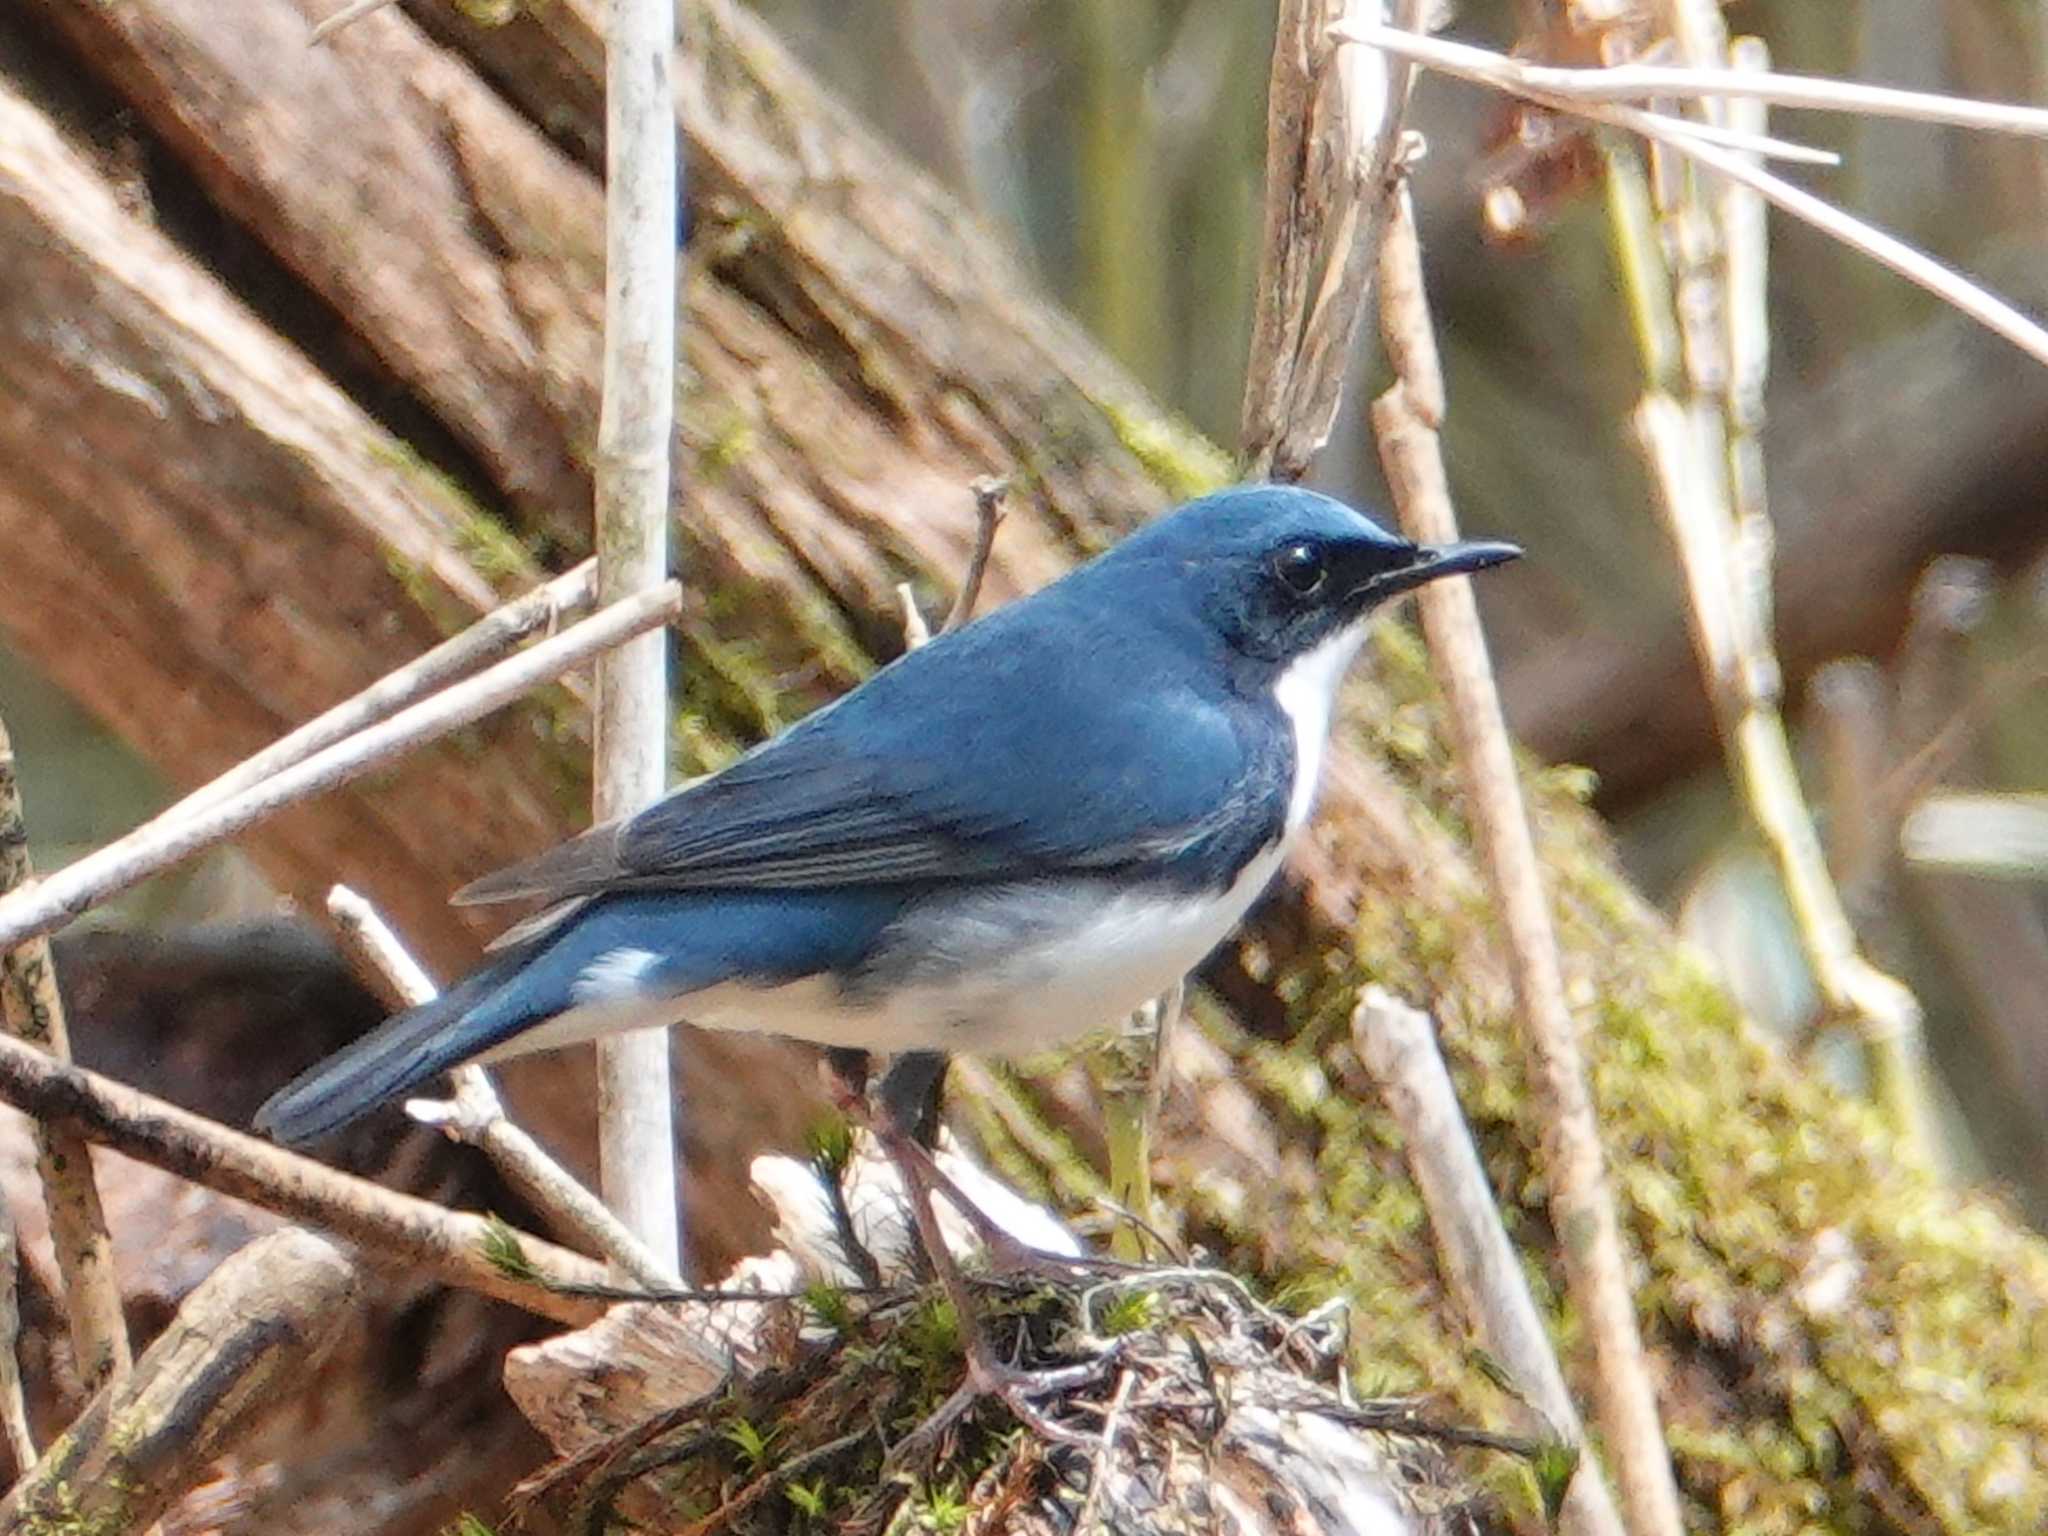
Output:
top-left (17, 1474), bottom-right (132, 1536)
top-left (927, 608), bottom-right (2048, 1534)
top-left (1095, 395), bottom-right (1235, 501)
top-left (692, 402), bottom-right (758, 484)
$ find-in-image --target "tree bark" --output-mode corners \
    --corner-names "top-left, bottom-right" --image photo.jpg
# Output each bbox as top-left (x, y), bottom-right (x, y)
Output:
top-left (0, 1229), bottom-right (357, 1536)
top-left (0, 4), bottom-right (2045, 1533)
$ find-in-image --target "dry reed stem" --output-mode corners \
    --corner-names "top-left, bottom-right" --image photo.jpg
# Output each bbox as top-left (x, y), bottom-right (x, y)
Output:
top-left (0, 1206), bottom-right (33, 1478)
top-left (1352, 989), bottom-right (1624, 1536)
top-left (0, 582), bottom-right (681, 955)
top-left (327, 886), bottom-right (679, 1290)
top-left (1332, 18), bottom-right (2048, 137)
top-left (1243, 0), bottom-right (1421, 482)
top-left (591, 0), bottom-right (683, 1273)
top-left (1602, 19), bottom-right (1933, 1160)
top-left (0, 1031), bottom-right (608, 1325)
top-left (1336, 19), bottom-right (2048, 368)
top-left (1371, 187), bottom-right (1684, 1536)
top-left (307, 0), bottom-right (397, 45)
top-left (0, 715), bottom-right (131, 1397)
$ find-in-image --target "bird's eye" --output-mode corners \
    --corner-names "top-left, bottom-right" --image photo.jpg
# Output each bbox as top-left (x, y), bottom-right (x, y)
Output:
top-left (1272, 541), bottom-right (1328, 597)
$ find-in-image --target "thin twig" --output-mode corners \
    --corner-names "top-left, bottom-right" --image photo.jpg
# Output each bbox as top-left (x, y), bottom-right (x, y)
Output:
top-left (1371, 185), bottom-right (1685, 1536)
top-left (896, 584), bottom-right (933, 650)
top-left (591, 0), bottom-right (683, 1274)
top-left (1332, 20), bottom-right (2048, 137)
top-left (1337, 19), bottom-right (2048, 369)
top-left (1600, 15), bottom-right (1933, 1160)
top-left (1074, 1367), bottom-right (1136, 1535)
top-left (1634, 400), bottom-right (1930, 1156)
top-left (327, 886), bottom-right (680, 1290)
top-left (0, 1030), bottom-right (608, 1325)
top-left (0, 1230), bottom-right (358, 1533)
top-left (0, 714), bottom-right (131, 1396)
top-left (940, 477), bottom-right (1009, 635)
top-left (1626, 100), bottom-right (2048, 369)
top-left (160, 561), bottom-right (597, 827)
top-left (0, 1205), bottom-right (33, 1479)
top-left (0, 581), bottom-right (681, 955)
top-left (1351, 989), bottom-right (1624, 1536)
top-left (307, 0), bottom-right (399, 45)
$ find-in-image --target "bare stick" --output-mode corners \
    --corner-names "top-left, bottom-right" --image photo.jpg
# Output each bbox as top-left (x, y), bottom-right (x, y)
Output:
top-left (0, 1229), bottom-right (358, 1535)
top-left (0, 715), bottom-right (131, 1395)
top-left (1242, 0), bottom-right (1419, 482)
top-left (1352, 989), bottom-right (1624, 1536)
top-left (0, 1030), bottom-right (607, 1324)
top-left (1634, 400), bottom-right (1930, 1154)
top-left (0, 582), bottom-right (680, 955)
top-left (1372, 187), bottom-right (1684, 1536)
top-left (1333, 20), bottom-right (2048, 138)
top-left (327, 885), bottom-right (678, 1289)
top-left (1596, 24), bottom-right (1932, 1156)
top-left (591, 0), bottom-right (683, 1275)
top-left (307, 0), bottom-right (398, 45)
top-left (160, 560), bottom-right (596, 826)
top-left (1337, 19), bottom-right (2048, 370)
top-left (1630, 99), bottom-right (2048, 370)
top-left (0, 1206), bottom-right (33, 1479)
top-left (940, 477), bottom-right (1009, 635)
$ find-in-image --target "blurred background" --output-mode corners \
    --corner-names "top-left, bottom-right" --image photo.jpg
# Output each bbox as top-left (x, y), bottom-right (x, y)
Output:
top-left (6, 0), bottom-right (2047, 1215)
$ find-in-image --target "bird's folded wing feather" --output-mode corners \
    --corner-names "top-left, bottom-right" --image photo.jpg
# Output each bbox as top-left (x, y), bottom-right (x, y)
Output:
top-left (456, 604), bottom-right (1282, 905)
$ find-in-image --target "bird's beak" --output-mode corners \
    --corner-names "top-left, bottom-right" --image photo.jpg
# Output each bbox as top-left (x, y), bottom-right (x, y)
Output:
top-left (1366, 538), bottom-right (1522, 601)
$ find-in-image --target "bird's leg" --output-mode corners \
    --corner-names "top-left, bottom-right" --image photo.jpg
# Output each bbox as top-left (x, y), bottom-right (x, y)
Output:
top-left (868, 1051), bottom-right (1143, 1279)
top-left (871, 1107), bottom-right (1106, 1457)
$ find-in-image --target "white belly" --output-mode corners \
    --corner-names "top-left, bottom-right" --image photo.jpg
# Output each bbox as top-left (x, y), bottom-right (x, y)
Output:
top-left (496, 844), bottom-right (1286, 1061)
top-left (693, 843), bottom-right (1284, 1053)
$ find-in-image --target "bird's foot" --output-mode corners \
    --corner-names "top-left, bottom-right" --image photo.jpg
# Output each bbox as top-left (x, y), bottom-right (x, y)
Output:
top-left (888, 1340), bottom-right (1115, 1468)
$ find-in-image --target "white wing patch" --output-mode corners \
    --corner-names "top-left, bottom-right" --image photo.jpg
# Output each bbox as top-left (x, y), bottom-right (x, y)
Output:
top-left (570, 946), bottom-right (663, 1004)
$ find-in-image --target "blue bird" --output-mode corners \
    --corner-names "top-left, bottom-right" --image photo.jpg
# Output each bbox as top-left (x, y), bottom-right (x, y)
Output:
top-left (254, 485), bottom-right (1517, 1147)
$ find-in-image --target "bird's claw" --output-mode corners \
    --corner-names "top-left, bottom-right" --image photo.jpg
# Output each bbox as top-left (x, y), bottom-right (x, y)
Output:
top-left (886, 1344), bottom-right (1117, 1468)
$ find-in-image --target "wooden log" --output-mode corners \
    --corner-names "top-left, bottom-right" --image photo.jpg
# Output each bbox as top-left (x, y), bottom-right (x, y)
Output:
top-left (0, 1229), bottom-right (356, 1536)
top-left (0, 73), bottom-right (568, 978)
top-left (0, 70), bottom-right (828, 1273)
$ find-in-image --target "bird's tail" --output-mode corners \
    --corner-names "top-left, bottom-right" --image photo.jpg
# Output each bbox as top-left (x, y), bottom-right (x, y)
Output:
top-left (253, 959), bottom-right (529, 1147)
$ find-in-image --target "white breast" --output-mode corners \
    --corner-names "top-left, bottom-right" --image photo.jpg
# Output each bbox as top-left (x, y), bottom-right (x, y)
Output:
top-left (1271, 625), bottom-right (1367, 833)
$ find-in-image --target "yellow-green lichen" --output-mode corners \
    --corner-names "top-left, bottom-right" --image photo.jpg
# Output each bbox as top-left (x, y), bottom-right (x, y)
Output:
top-left (1095, 395), bottom-right (1234, 502)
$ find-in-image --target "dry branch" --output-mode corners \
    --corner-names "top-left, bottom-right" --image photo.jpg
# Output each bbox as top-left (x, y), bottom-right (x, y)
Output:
top-left (0, 583), bottom-right (680, 957)
top-left (0, 1229), bottom-right (357, 1536)
top-left (161, 561), bottom-right (597, 827)
top-left (0, 1207), bottom-right (31, 1479)
top-left (1339, 19), bottom-right (2048, 368)
top-left (329, 885), bottom-right (678, 1289)
top-left (591, 0), bottom-right (683, 1274)
top-left (0, 70), bottom-right (587, 974)
top-left (0, 715), bottom-right (131, 1397)
top-left (7, 3), bottom-right (2048, 1524)
top-left (0, 1031), bottom-right (609, 1324)
top-left (1352, 989), bottom-right (1622, 1536)
top-left (1332, 18), bottom-right (2048, 137)
top-left (1372, 188), bottom-right (1683, 1536)
top-left (1242, 0), bottom-right (1417, 482)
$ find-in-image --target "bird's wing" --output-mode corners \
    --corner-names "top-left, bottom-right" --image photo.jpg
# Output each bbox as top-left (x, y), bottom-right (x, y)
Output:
top-left (456, 601), bottom-right (1287, 905)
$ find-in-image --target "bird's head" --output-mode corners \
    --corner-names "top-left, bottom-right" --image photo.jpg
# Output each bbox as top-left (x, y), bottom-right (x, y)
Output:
top-left (1088, 484), bottom-right (1520, 668)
